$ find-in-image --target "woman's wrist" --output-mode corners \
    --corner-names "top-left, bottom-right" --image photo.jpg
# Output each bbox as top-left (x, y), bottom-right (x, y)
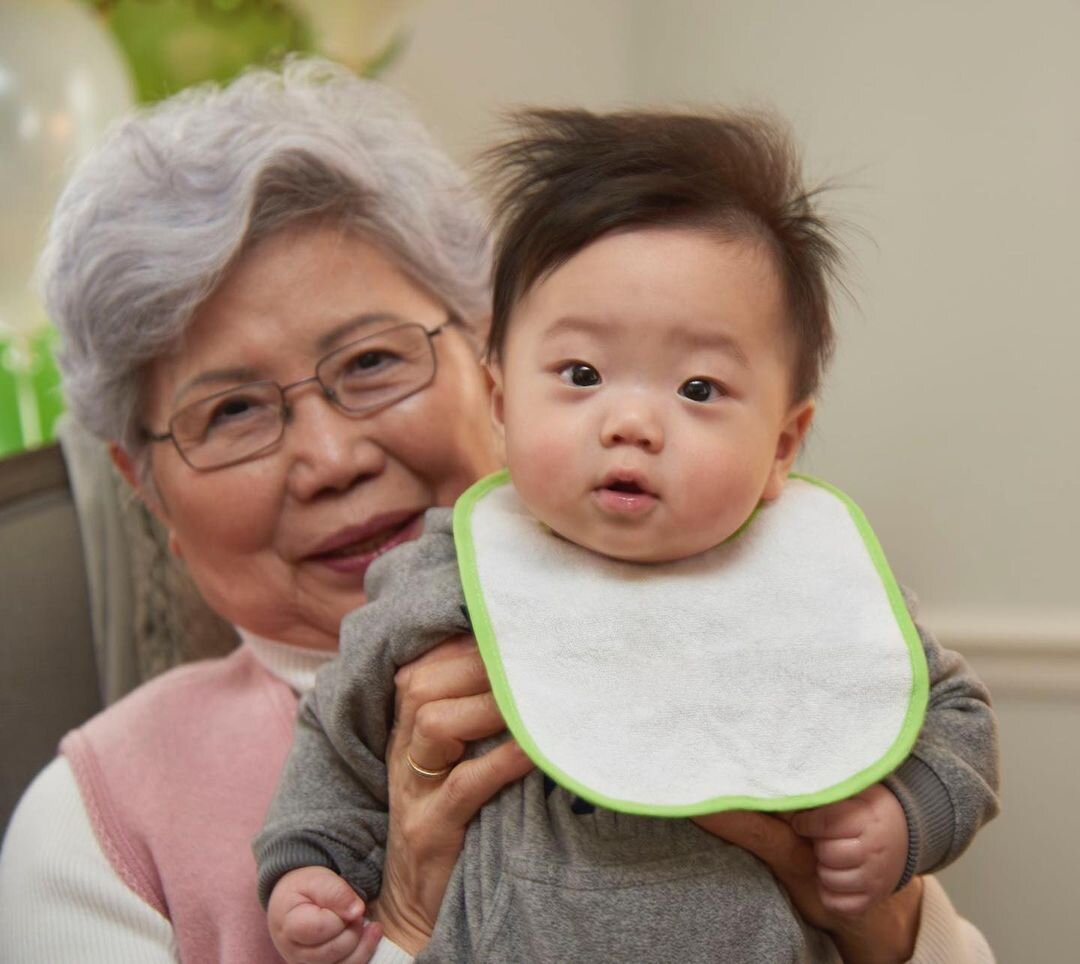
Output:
top-left (827, 876), bottom-right (924, 964)
top-left (366, 894), bottom-right (431, 957)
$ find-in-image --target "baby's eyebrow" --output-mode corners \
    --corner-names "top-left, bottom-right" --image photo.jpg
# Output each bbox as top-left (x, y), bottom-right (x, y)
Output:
top-left (544, 315), bottom-right (608, 340)
top-left (544, 314), bottom-right (749, 368)
top-left (678, 330), bottom-right (750, 368)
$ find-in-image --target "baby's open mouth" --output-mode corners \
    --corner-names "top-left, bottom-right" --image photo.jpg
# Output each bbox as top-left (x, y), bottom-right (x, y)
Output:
top-left (605, 480), bottom-right (646, 495)
top-left (594, 474), bottom-right (659, 515)
top-left (597, 471), bottom-right (657, 498)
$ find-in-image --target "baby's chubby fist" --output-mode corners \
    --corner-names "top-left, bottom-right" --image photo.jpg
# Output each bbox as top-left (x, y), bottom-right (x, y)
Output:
top-left (267, 865), bottom-right (382, 964)
top-left (788, 783), bottom-right (909, 915)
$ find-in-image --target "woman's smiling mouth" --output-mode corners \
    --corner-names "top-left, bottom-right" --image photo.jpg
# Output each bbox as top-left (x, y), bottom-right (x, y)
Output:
top-left (307, 511), bottom-right (425, 573)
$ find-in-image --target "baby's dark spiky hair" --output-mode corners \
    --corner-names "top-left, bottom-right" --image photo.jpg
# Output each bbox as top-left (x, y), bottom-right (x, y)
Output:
top-left (482, 107), bottom-right (842, 400)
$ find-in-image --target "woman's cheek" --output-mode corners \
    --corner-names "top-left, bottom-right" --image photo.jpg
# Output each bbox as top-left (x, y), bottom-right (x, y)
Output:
top-left (175, 477), bottom-right (282, 558)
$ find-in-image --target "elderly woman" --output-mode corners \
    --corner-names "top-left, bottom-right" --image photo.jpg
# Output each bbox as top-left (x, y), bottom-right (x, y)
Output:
top-left (0, 59), bottom-right (989, 963)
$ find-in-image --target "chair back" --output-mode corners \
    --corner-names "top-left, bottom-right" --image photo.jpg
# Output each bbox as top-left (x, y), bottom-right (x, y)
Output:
top-left (0, 443), bottom-right (101, 832)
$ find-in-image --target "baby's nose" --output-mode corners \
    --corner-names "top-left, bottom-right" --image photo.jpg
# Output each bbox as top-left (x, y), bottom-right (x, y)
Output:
top-left (600, 406), bottom-right (664, 452)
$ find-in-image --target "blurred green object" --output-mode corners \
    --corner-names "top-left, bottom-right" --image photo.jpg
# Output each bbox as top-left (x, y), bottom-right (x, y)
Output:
top-left (0, 329), bottom-right (64, 458)
top-left (1, 1), bottom-right (418, 459)
top-left (86, 0), bottom-right (316, 103)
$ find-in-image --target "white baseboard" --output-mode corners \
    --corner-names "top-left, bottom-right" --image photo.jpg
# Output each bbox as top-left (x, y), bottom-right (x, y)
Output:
top-left (921, 607), bottom-right (1080, 699)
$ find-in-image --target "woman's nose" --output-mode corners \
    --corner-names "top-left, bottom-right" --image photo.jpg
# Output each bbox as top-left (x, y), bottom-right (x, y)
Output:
top-left (600, 399), bottom-right (664, 453)
top-left (284, 390), bottom-right (386, 500)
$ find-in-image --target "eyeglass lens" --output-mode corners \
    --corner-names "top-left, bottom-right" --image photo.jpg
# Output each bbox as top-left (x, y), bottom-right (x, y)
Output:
top-left (170, 323), bottom-right (437, 469)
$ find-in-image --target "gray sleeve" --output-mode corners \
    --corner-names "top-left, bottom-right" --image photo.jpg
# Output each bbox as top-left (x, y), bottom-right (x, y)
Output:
top-left (253, 508), bottom-right (469, 905)
top-left (885, 593), bottom-right (1000, 886)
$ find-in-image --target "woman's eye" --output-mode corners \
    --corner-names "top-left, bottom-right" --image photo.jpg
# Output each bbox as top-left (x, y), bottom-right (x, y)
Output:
top-left (196, 391), bottom-right (276, 441)
top-left (208, 395), bottom-right (259, 425)
top-left (345, 349), bottom-right (399, 375)
top-left (559, 363), bottom-right (602, 387)
top-left (679, 378), bottom-right (723, 403)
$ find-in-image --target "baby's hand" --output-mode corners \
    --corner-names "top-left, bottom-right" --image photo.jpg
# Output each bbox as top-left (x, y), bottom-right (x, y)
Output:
top-left (788, 783), bottom-right (908, 915)
top-left (267, 865), bottom-right (382, 964)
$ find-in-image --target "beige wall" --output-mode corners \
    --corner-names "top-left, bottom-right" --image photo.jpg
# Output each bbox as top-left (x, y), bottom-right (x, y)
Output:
top-left (387, 0), bottom-right (632, 161)
top-left (387, 3), bottom-right (1079, 958)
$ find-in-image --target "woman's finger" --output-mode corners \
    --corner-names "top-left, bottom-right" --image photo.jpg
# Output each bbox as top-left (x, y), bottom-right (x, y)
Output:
top-left (407, 692), bottom-right (505, 774)
top-left (437, 740), bottom-right (534, 826)
top-left (394, 637), bottom-right (489, 731)
top-left (394, 635), bottom-right (478, 689)
top-left (694, 810), bottom-right (817, 878)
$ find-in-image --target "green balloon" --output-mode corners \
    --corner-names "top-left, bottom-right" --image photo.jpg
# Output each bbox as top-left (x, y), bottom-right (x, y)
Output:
top-left (0, 329), bottom-right (64, 457)
top-left (89, 0), bottom-right (315, 103)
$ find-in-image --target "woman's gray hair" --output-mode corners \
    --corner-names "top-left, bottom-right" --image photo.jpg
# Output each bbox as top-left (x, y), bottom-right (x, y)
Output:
top-left (40, 57), bottom-right (492, 458)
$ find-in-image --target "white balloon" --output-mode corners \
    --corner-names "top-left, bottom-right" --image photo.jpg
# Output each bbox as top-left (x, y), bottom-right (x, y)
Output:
top-left (0, 0), bottom-right (134, 341)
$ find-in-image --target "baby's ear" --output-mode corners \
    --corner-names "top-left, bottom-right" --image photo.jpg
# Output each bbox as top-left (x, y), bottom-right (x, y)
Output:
top-left (763, 399), bottom-right (815, 501)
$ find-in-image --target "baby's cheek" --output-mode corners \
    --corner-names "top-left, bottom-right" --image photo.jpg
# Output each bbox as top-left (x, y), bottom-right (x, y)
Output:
top-left (673, 477), bottom-right (759, 549)
top-left (510, 425), bottom-right (572, 481)
top-left (507, 435), bottom-right (579, 518)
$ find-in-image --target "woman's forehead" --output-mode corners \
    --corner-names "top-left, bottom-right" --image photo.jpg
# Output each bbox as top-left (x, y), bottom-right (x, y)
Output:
top-left (145, 227), bottom-right (451, 409)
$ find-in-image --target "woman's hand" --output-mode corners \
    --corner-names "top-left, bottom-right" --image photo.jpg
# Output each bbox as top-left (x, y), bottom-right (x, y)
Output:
top-left (693, 810), bottom-right (924, 964)
top-left (369, 636), bottom-right (534, 953)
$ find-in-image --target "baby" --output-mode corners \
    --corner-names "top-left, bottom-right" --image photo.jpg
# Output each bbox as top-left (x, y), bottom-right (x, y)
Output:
top-left (256, 107), bottom-right (998, 962)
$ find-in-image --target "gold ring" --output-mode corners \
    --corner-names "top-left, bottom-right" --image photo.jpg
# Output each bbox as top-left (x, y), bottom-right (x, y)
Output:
top-left (406, 751), bottom-right (451, 780)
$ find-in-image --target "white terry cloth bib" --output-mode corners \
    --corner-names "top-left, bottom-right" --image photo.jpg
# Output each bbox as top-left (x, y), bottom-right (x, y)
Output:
top-left (453, 471), bottom-right (928, 817)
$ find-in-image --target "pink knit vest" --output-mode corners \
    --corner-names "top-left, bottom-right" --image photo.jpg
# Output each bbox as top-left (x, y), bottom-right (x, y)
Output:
top-left (61, 645), bottom-right (298, 963)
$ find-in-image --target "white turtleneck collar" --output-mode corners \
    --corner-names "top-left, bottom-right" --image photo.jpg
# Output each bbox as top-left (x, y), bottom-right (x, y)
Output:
top-left (236, 627), bottom-right (335, 695)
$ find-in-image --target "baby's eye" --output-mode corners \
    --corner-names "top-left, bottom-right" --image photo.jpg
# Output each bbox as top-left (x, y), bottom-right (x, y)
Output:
top-left (559, 362), bottom-right (602, 387)
top-left (679, 378), bottom-right (723, 403)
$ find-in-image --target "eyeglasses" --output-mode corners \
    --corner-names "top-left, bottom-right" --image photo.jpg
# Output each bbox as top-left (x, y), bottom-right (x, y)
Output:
top-left (145, 320), bottom-right (447, 470)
